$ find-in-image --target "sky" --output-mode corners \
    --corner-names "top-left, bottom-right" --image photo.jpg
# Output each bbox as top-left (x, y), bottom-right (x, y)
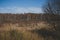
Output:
top-left (0, 0), bottom-right (47, 13)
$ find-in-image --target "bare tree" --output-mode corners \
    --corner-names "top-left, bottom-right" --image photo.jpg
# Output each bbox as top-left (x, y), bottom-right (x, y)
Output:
top-left (43, 0), bottom-right (60, 14)
top-left (43, 1), bottom-right (60, 39)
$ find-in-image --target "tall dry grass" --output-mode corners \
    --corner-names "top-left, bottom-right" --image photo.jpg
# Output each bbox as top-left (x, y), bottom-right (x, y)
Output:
top-left (0, 21), bottom-right (60, 40)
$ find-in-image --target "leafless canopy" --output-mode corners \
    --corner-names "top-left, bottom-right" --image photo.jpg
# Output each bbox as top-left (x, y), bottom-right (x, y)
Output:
top-left (43, 0), bottom-right (60, 14)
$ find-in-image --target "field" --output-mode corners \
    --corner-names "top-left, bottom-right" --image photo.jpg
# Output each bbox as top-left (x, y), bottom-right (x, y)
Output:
top-left (0, 13), bottom-right (60, 40)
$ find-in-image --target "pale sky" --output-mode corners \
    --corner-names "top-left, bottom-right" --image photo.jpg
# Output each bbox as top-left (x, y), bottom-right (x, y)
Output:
top-left (0, 0), bottom-right (47, 13)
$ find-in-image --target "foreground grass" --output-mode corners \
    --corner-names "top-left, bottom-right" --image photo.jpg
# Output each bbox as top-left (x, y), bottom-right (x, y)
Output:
top-left (0, 22), bottom-right (60, 40)
top-left (0, 30), bottom-right (23, 40)
top-left (0, 30), bottom-right (44, 40)
top-left (0, 29), bottom-right (59, 40)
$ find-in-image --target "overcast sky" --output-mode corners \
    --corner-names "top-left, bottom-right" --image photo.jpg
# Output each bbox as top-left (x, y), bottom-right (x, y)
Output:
top-left (0, 0), bottom-right (47, 13)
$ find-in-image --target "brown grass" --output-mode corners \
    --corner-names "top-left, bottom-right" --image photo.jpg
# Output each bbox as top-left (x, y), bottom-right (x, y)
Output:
top-left (0, 21), bottom-right (59, 40)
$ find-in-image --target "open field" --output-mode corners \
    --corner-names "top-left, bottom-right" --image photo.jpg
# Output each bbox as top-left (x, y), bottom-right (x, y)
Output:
top-left (0, 21), bottom-right (59, 40)
top-left (0, 13), bottom-right (60, 40)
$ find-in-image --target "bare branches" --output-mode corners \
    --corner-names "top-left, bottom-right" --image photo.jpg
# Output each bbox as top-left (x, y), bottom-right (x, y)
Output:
top-left (44, 0), bottom-right (60, 14)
